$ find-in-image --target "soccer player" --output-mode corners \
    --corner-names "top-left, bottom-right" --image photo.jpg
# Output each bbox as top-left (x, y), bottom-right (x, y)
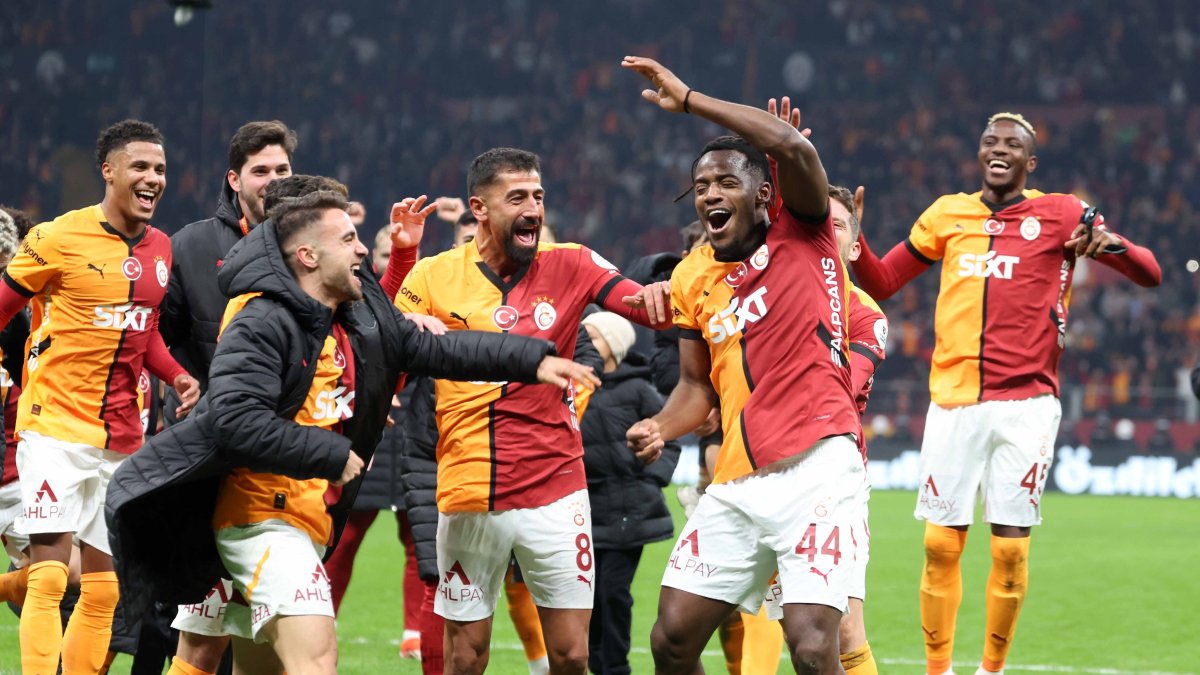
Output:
top-left (0, 119), bottom-right (199, 675)
top-left (394, 147), bottom-right (670, 675)
top-left (621, 56), bottom-right (866, 674)
top-left (850, 113), bottom-right (1162, 675)
top-left (109, 188), bottom-right (597, 675)
top-left (746, 180), bottom-right (888, 675)
top-left (160, 118), bottom-right (297, 675)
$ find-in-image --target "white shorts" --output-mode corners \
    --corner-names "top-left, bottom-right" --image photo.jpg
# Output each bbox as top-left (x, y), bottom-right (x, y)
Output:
top-left (915, 394), bottom-right (1062, 528)
top-left (436, 488), bottom-right (593, 622)
top-left (662, 435), bottom-right (867, 615)
top-left (171, 579), bottom-right (235, 637)
top-left (14, 431), bottom-right (126, 555)
top-left (0, 480), bottom-right (28, 564)
top-left (763, 480), bottom-right (871, 621)
top-left (216, 520), bottom-right (331, 641)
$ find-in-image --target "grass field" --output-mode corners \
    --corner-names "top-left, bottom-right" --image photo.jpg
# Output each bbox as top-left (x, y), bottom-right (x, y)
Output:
top-left (0, 489), bottom-right (1195, 674)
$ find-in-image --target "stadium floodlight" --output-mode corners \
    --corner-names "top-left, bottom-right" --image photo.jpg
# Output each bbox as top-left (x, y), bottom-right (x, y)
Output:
top-left (165, 0), bottom-right (214, 26)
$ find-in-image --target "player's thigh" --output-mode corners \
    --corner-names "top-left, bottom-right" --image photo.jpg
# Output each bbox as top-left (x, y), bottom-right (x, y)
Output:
top-left (76, 449), bottom-right (125, 557)
top-left (176, 629), bottom-right (232, 673)
top-left (436, 509), bottom-right (517, 622)
top-left (757, 436), bottom-right (867, 615)
top-left (511, 489), bottom-right (593, 611)
top-left (261, 613), bottom-right (337, 673)
top-left (216, 521), bottom-right (332, 642)
top-left (659, 487), bottom-right (776, 616)
top-left (984, 395), bottom-right (1061, 527)
top-left (231, 634), bottom-right (284, 675)
top-left (915, 402), bottom-right (989, 526)
top-left (0, 481), bottom-right (29, 564)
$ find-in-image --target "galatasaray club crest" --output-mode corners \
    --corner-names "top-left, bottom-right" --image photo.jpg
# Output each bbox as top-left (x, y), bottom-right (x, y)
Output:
top-left (1020, 216), bottom-right (1041, 241)
top-left (532, 296), bottom-right (557, 331)
top-left (492, 305), bottom-right (519, 330)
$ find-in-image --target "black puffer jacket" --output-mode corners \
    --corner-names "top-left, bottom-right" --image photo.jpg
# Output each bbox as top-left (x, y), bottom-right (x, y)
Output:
top-left (351, 391), bottom-right (409, 512)
top-left (399, 323), bottom-right (604, 582)
top-left (159, 181), bottom-right (247, 423)
top-left (106, 218), bottom-right (556, 622)
top-left (581, 351), bottom-right (680, 549)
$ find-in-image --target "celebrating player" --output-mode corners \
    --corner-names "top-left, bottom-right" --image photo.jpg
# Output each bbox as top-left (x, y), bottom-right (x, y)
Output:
top-left (395, 147), bottom-right (670, 675)
top-left (622, 56), bottom-right (866, 674)
top-left (161, 118), bottom-right (297, 675)
top-left (0, 120), bottom-right (199, 675)
top-left (850, 112), bottom-right (1161, 675)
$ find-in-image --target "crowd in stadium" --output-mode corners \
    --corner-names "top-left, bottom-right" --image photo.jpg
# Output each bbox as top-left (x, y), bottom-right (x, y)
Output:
top-left (0, 2), bottom-right (1195, 675)
top-left (4, 1), bottom-right (1196, 439)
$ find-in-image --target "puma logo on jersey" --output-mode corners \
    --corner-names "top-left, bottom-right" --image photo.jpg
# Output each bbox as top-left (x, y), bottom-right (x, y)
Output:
top-left (313, 386), bottom-right (355, 421)
top-left (87, 263), bottom-right (106, 278)
top-left (93, 303), bottom-right (153, 331)
top-left (958, 251), bottom-right (1020, 279)
top-left (707, 286), bottom-right (768, 344)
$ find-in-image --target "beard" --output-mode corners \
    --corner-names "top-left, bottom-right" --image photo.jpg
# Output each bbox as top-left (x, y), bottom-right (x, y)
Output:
top-left (503, 219), bottom-right (540, 266)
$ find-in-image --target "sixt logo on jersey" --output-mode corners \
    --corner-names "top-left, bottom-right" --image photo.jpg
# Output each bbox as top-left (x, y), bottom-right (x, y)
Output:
top-left (707, 286), bottom-right (768, 345)
top-left (958, 251), bottom-right (1020, 279)
top-left (93, 303), bottom-right (154, 331)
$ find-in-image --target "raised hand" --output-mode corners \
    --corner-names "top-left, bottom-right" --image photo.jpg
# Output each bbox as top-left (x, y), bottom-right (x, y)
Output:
top-left (389, 195), bottom-right (438, 249)
top-left (767, 96), bottom-right (811, 138)
top-left (854, 185), bottom-right (865, 225)
top-left (622, 280), bottom-right (672, 329)
top-left (621, 56), bottom-right (691, 113)
top-left (434, 196), bottom-right (466, 224)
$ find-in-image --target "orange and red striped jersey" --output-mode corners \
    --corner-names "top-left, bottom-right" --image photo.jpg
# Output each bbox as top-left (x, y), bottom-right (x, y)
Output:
top-left (905, 190), bottom-right (1088, 406)
top-left (213, 304), bottom-right (356, 545)
top-left (847, 286), bottom-right (887, 460)
top-left (396, 240), bottom-right (641, 513)
top-left (670, 209), bottom-right (860, 484)
top-left (3, 205), bottom-right (172, 453)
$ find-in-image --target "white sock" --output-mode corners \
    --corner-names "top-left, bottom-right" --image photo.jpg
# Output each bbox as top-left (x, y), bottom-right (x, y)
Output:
top-left (528, 656), bottom-right (550, 675)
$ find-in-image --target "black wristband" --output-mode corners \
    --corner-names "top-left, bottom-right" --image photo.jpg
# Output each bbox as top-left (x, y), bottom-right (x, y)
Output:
top-left (683, 89), bottom-right (693, 114)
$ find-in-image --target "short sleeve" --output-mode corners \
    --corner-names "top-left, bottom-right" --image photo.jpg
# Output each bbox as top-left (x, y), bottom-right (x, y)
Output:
top-left (669, 263), bottom-right (701, 338)
top-left (905, 202), bottom-right (945, 263)
top-left (4, 223), bottom-right (61, 296)
top-left (578, 246), bottom-right (624, 304)
top-left (395, 258), bottom-right (433, 315)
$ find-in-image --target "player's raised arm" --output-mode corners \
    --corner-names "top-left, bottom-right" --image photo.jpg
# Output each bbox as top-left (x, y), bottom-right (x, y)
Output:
top-left (622, 55), bottom-right (828, 220)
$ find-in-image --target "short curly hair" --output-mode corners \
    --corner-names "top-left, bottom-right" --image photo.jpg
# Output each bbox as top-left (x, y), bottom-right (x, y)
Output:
top-left (95, 119), bottom-right (165, 168)
top-left (0, 205), bottom-right (35, 240)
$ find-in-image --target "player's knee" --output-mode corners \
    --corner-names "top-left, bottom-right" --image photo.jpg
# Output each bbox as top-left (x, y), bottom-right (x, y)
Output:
top-left (446, 640), bottom-right (489, 675)
top-left (923, 524), bottom-right (965, 565)
top-left (789, 636), bottom-right (838, 675)
top-left (546, 641), bottom-right (589, 674)
top-left (649, 620), bottom-right (690, 668)
top-left (990, 535), bottom-right (1029, 565)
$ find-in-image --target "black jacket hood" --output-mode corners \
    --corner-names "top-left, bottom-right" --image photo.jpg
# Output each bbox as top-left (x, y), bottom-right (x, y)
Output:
top-left (217, 219), bottom-right (339, 333)
top-left (214, 178), bottom-right (244, 232)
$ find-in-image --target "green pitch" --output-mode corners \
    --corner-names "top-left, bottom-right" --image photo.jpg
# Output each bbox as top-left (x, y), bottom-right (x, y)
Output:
top-left (0, 490), bottom-right (1194, 674)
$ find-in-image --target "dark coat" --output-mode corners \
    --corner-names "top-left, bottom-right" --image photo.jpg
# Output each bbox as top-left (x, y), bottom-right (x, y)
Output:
top-left (106, 218), bottom-right (556, 623)
top-left (399, 323), bottom-right (604, 582)
top-left (159, 180), bottom-right (246, 395)
top-left (580, 352), bottom-right (679, 549)
top-left (351, 400), bottom-right (408, 512)
top-left (623, 252), bottom-right (685, 396)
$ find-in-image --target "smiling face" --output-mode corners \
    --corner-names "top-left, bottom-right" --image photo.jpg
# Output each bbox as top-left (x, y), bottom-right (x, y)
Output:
top-left (229, 143), bottom-right (292, 225)
top-left (472, 170), bottom-right (544, 267)
top-left (311, 208), bottom-right (369, 304)
top-left (978, 119), bottom-right (1037, 200)
top-left (692, 150), bottom-right (771, 261)
top-left (102, 141), bottom-right (166, 228)
top-left (829, 197), bottom-right (861, 264)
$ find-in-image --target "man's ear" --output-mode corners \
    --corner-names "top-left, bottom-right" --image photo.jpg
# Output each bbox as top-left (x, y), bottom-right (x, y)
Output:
top-left (757, 181), bottom-right (774, 208)
top-left (294, 242), bottom-right (320, 271)
top-left (227, 169), bottom-right (241, 194)
top-left (101, 161), bottom-right (114, 185)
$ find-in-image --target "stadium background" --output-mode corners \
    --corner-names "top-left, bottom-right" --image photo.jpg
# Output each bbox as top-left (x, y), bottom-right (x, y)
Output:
top-left (1, 0), bottom-right (1197, 672)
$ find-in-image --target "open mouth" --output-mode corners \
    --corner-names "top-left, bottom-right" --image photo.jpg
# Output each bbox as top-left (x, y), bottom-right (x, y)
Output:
top-left (350, 263), bottom-right (363, 287)
top-left (986, 159), bottom-right (1011, 177)
top-left (706, 208), bottom-right (733, 233)
top-left (134, 189), bottom-right (157, 210)
top-left (513, 227), bottom-right (538, 247)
